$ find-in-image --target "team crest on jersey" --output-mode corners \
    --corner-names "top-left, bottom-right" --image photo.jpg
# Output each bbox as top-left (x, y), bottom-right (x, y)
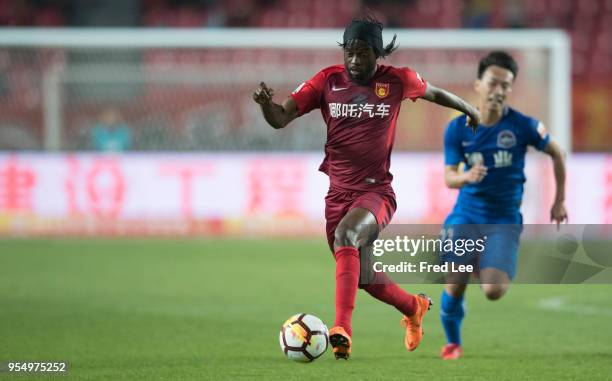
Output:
top-left (375, 83), bottom-right (390, 99)
top-left (497, 130), bottom-right (517, 149)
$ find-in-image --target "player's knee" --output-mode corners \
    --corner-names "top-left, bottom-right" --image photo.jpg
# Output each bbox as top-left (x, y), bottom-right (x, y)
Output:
top-left (484, 290), bottom-right (504, 301)
top-left (334, 225), bottom-right (360, 248)
top-left (482, 284), bottom-right (507, 301)
top-left (445, 284), bottom-right (466, 298)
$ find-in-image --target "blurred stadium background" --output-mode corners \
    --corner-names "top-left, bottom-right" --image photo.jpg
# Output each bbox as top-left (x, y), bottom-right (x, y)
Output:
top-left (0, 0), bottom-right (610, 236)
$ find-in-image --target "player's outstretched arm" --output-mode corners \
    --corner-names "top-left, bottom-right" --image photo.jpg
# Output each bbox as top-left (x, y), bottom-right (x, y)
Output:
top-left (421, 83), bottom-right (481, 130)
top-left (253, 82), bottom-right (300, 129)
top-left (444, 163), bottom-right (487, 189)
top-left (544, 139), bottom-right (568, 227)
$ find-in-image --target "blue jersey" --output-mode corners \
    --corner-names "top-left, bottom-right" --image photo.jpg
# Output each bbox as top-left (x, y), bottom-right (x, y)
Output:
top-left (444, 107), bottom-right (550, 218)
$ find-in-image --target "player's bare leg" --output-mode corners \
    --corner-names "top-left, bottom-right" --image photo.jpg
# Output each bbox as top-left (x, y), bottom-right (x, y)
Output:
top-left (330, 207), bottom-right (379, 359)
top-left (479, 268), bottom-right (511, 301)
top-left (333, 207), bottom-right (379, 250)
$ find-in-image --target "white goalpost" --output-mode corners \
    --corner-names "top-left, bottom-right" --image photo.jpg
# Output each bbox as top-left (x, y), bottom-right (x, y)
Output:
top-left (0, 28), bottom-right (571, 153)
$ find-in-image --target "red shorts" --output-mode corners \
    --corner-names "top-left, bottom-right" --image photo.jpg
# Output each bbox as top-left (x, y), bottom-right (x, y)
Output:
top-left (324, 187), bottom-right (397, 252)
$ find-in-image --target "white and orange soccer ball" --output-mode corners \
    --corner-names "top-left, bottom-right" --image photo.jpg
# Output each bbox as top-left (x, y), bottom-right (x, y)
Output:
top-left (279, 313), bottom-right (329, 362)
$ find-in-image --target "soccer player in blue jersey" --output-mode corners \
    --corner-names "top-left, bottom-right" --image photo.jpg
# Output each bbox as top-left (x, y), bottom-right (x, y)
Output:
top-left (438, 51), bottom-right (568, 360)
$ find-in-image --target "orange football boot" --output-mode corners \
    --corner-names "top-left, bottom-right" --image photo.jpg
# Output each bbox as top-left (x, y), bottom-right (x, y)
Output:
top-left (400, 293), bottom-right (433, 351)
top-left (329, 326), bottom-right (352, 360)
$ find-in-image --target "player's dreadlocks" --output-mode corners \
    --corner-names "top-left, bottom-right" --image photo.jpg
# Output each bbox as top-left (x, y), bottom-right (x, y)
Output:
top-left (339, 15), bottom-right (398, 59)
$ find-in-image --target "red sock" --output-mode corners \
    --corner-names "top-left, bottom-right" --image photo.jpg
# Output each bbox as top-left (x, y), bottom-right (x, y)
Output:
top-left (333, 246), bottom-right (360, 337)
top-left (363, 272), bottom-right (418, 316)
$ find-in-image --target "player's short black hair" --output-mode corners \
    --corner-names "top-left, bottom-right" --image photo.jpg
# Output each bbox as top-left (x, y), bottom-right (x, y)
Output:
top-left (338, 15), bottom-right (398, 59)
top-left (478, 51), bottom-right (519, 80)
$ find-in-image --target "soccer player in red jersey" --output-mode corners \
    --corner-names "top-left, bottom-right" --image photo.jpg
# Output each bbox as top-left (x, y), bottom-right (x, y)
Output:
top-left (253, 17), bottom-right (480, 360)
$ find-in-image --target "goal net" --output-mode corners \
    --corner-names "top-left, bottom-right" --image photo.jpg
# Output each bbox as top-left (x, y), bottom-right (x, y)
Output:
top-left (0, 28), bottom-right (570, 153)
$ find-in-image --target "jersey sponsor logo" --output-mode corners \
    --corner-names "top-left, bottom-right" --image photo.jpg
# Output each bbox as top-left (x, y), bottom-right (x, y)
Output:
top-left (332, 85), bottom-right (349, 91)
top-left (375, 82), bottom-right (390, 99)
top-left (462, 141), bottom-right (474, 147)
top-left (329, 102), bottom-right (390, 118)
top-left (493, 150), bottom-right (513, 168)
top-left (464, 152), bottom-right (484, 166)
top-left (497, 130), bottom-right (517, 149)
top-left (292, 82), bottom-right (306, 94)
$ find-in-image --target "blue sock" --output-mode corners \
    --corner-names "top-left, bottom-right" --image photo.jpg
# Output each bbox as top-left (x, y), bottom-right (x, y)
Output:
top-left (440, 290), bottom-right (465, 345)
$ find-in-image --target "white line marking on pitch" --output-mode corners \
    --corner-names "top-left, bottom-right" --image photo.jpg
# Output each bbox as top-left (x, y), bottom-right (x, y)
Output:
top-left (539, 297), bottom-right (612, 316)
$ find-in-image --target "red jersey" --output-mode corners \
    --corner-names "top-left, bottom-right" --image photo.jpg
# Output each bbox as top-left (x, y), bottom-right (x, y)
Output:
top-left (290, 64), bottom-right (427, 191)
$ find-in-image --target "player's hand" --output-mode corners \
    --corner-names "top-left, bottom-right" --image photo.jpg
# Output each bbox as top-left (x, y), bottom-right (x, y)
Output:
top-left (463, 163), bottom-right (487, 184)
top-left (466, 108), bottom-right (481, 133)
top-left (253, 82), bottom-right (275, 106)
top-left (550, 201), bottom-right (568, 230)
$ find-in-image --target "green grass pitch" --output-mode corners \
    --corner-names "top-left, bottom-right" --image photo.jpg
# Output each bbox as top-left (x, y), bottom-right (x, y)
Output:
top-left (1, 239), bottom-right (611, 380)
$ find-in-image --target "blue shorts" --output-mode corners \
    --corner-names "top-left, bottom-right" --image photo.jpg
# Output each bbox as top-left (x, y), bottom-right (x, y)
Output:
top-left (440, 210), bottom-right (522, 279)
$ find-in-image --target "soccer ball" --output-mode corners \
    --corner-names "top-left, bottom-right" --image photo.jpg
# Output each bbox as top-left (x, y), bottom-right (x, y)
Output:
top-left (279, 313), bottom-right (329, 362)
